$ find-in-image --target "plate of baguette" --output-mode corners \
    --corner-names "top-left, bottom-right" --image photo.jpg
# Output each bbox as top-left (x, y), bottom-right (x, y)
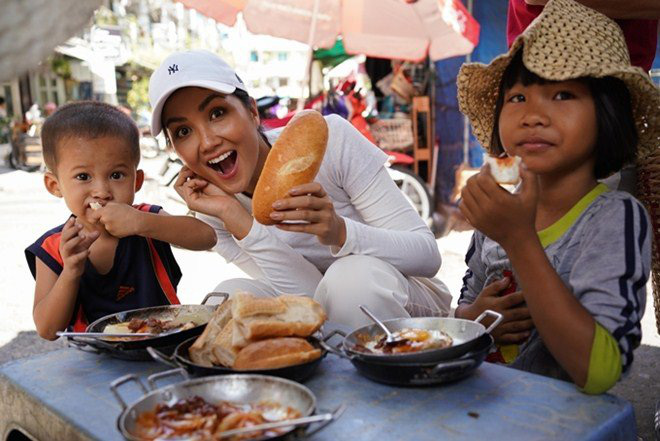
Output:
top-left (147, 292), bottom-right (328, 382)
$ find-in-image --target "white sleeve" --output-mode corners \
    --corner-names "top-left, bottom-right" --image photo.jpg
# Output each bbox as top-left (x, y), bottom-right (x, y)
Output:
top-left (234, 221), bottom-right (323, 296)
top-left (197, 213), bottom-right (322, 296)
top-left (331, 167), bottom-right (442, 277)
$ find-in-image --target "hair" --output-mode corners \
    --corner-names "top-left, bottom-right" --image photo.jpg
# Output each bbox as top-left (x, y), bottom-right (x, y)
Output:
top-left (491, 50), bottom-right (638, 180)
top-left (163, 88), bottom-right (271, 147)
top-left (0, 97), bottom-right (5, 106)
top-left (41, 101), bottom-right (140, 172)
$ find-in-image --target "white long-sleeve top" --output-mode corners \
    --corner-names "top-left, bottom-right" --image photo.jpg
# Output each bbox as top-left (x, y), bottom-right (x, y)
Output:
top-left (198, 115), bottom-right (441, 296)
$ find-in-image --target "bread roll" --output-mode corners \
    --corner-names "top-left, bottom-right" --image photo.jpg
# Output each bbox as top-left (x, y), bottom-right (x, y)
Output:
top-left (252, 110), bottom-right (328, 225)
top-left (233, 337), bottom-right (322, 370)
top-left (232, 293), bottom-right (327, 345)
top-left (188, 298), bottom-right (232, 366)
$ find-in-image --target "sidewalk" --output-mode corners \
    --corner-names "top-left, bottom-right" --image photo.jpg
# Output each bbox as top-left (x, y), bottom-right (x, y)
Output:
top-left (0, 158), bottom-right (657, 439)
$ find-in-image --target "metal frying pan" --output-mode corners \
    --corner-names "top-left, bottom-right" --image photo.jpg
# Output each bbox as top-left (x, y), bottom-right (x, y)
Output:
top-left (65, 292), bottom-right (227, 361)
top-left (322, 332), bottom-right (494, 386)
top-left (147, 335), bottom-right (326, 383)
top-left (111, 369), bottom-right (339, 441)
top-left (339, 310), bottom-right (502, 364)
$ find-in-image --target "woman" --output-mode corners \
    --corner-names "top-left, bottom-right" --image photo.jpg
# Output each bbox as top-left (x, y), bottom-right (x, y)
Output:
top-left (148, 50), bottom-right (451, 328)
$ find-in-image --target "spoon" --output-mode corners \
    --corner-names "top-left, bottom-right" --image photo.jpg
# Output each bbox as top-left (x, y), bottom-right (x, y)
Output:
top-left (358, 305), bottom-right (406, 345)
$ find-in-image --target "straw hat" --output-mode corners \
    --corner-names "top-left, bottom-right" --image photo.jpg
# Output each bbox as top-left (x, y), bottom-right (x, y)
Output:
top-left (456, 0), bottom-right (659, 159)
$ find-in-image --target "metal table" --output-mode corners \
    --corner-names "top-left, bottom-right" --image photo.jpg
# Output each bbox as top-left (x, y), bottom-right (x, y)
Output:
top-left (0, 346), bottom-right (636, 441)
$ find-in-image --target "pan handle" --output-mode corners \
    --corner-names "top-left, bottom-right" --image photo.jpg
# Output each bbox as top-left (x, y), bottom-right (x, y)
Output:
top-left (110, 374), bottom-right (148, 411)
top-left (428, 358), bottom-right (477, 376)
top-left (146, 346), bottom-right (178, 368)
top-left (66, 338), bottom-right (102, 354)
top-left (201, 292), bottom-right (229, 305)
top-left (320, 330), bottom-right (353, 360)
top-left (475, 309), bottom-right (503, 334)
top-left (147, 368), bottom-right (189, 391)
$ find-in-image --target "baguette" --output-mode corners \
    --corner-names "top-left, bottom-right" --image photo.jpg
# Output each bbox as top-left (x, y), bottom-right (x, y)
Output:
top-left (210, 318), bottom-right (241, 367)
top-left (232, 294), bottom-right (327, 344)
top-left (252, 110), bottom-right (328, 225)
top-left (233, 337), bottom-right (322, 370)
top-left (188, 299), bottom-right (232, 366)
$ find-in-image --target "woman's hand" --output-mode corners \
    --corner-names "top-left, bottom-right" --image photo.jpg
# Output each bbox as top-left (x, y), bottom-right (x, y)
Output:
top-left (59, 217), bottom-right (99, 278)
top-left (270, 182), bottom-right (346, 247)
top-left (459, 163), bottom-right (539, 250)
top-left (175, 166), bottom-right (236, 215)
top-left (174, 166), bottom-right (252, 239)
top-left (458, 278), bottom-right (534, 344)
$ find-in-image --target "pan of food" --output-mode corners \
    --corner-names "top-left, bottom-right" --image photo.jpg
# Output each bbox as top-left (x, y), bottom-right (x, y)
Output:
top-left (64, 292), bottom-right (228, 361)
top-left (332, 309), bottom-right (502, 364)
top-left (147, 334), bottom-right (327, 383)
top-left (110, 368), bottom-right (343, 440)
top-left (321, 331), bottom-right (494, 386)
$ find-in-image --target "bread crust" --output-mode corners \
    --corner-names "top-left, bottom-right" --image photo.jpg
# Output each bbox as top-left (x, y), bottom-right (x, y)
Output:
top-left (252, 110), bottom-right (329, 225)
top-left (233, 337), bottom-right (322, 370)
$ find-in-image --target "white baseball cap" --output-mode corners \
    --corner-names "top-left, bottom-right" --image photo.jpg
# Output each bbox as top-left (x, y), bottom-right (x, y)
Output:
top-left (148, 50), bottom-right (248, 135)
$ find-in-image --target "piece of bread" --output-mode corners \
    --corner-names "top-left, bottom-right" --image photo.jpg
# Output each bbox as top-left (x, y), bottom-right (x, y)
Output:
top-left (233, 337), bottom-right (322, 371)
top-left (188, 299), bottom-right (232, 366)
top-left (252, 110), bottom-right (328, 225)
top-left (210, 318), bottom-right (241, 367)
top-left (232, 293), bottom-right (327, 345)
top-left (484, 154), bottom-right (521, 185)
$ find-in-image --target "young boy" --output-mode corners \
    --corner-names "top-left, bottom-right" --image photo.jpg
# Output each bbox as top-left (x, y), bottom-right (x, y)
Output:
top-left (25, 101), bottom-right (217, 340)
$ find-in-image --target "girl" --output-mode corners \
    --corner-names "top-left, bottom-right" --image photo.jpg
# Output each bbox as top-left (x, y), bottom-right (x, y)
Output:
top-left (454, 0), bottom-right (657, 394)
top-left (147, 50), bottom-right (452, 328)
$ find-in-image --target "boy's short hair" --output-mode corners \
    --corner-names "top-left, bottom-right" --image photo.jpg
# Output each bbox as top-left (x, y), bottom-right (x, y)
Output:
top-left (41, 101), bottom-right (140, 172)
top-left (491, 51), bottom-right (638, 180)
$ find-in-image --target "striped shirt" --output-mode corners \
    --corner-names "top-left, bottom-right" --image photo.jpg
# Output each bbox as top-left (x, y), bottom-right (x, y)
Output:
top-left (459, 185), bottom-right (651, 379)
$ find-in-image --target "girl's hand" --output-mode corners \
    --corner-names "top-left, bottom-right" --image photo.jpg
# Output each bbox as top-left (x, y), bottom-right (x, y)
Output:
top-left (459, 162), bottom-right (539, 249)
top-left (461, 278), bottom-right (534, 344)
top-left (270, 182), bottom-right (346, 247)
top-left (89, 202), bottom-right (141, 238)
top-left (59, 217), bottom-right (99, 278)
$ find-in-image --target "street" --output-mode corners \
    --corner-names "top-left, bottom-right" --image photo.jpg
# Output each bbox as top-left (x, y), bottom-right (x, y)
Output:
top-left (0, 155), bottom-right (657, 439)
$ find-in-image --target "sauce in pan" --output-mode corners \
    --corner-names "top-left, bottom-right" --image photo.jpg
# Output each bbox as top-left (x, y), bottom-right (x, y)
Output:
top-left (135, 396), bottom-right (301, 440)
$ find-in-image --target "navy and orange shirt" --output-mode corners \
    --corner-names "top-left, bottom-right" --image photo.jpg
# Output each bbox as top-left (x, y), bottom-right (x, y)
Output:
top-left (25, 204), bottom-right (182, 331)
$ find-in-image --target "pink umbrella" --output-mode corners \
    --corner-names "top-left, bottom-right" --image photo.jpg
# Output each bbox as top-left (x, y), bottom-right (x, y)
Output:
top-left (176, 0), bottom-right (479, 61)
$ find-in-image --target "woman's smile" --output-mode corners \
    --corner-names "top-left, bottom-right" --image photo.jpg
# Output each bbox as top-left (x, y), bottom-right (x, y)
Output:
top-left (207, 149), bottom-right (239, 179)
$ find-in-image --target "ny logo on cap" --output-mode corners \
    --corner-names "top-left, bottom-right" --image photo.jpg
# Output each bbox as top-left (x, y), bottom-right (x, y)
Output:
top-left (168, 64), bottom-right (179, 75)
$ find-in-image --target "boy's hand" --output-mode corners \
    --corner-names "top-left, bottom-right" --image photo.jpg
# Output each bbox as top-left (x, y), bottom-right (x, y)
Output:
top-left (59, 217), bottom-right (99, 278)
top-left (465, 277), bottom-right (534, 344)
top-left (459, 163), bottom-right (539, 249)
top-left (90, 202), bottom-right (142, 238)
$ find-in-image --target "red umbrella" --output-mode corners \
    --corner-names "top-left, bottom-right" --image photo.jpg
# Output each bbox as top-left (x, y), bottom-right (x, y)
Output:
top-left (176, 0), bottom-right (479, 61)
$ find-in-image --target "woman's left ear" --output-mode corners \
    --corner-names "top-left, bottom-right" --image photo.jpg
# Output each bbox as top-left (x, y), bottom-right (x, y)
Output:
top-left (135, 169), bottom-right (145, 192)
top-left (249, 98), bottom-right (260, 126)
